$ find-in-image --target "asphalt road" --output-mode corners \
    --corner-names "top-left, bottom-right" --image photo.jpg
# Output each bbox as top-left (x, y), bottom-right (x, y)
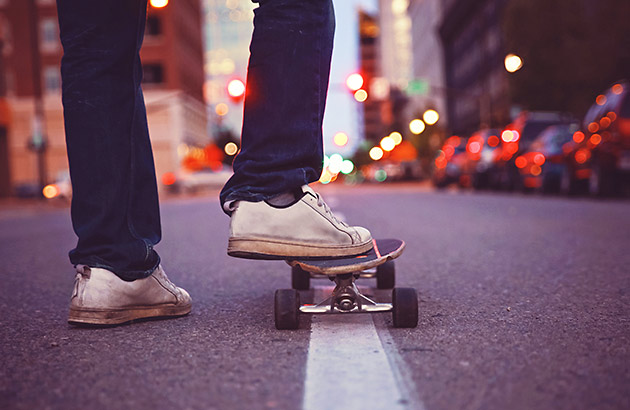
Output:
top-left (1, 185), bottom-right (629, 410)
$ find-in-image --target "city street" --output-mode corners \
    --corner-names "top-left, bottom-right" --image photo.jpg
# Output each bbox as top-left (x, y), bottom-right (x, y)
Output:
top-left (1, 185), bottom-right (629, 410)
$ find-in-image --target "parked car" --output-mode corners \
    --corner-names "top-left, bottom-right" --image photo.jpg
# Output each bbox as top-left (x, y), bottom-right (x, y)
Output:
top-left (514, 123), bottom-right (579, 193)
top-left (491, 111), bottom-right (575, 191)
top-left (463, 128), bottom-right (502, 190)
top-left (563, 80), bottom-right (630, 196)
top-left (432, 136), bottom-right (467, 188)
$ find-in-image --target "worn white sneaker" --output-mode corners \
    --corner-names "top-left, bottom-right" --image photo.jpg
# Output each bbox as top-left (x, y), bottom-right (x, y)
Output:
top-left (228, 185), bottom-right (373, 258)
top-left (68, 265), bottom-right (192, 325)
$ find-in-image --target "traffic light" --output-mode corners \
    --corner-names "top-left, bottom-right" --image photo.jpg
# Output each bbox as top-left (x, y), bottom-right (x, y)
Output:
top-left (346, 73), bottom-right (364, 91)
top-left (150, 0), bottom-right (168, 8)
top-left (227, 78), bottom-right (246, 102)
top-left (346, 73), bottom-right (368, 103)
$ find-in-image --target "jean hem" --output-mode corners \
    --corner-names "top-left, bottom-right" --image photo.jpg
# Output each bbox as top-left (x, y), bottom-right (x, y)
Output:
top-left (70, 254), bottom-right (160, 282)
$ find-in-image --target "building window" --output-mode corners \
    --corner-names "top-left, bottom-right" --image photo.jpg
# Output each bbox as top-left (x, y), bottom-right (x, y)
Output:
top-left (0, 16), bottom-right (12, 55)
top-left (145, 16), bottom-right (162, 37)
top-left (43, 66), bottom-right (61, 93)
top-left (143, 64), bottom-right (164, 84)
top-left (40, 18), bottom-right (59, 53)
top-left (4, 70), bottom-right (14, 96)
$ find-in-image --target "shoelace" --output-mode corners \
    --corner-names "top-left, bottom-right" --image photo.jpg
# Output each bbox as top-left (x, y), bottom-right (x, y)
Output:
top-left (315, 193), bottom-right (349, 227)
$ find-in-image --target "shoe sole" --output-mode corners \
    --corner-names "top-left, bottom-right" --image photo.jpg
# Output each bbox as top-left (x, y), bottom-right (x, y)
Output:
top-left (227, 237), bottom-right (374, 259)
top-left (68, 303), bottom-right (191, 326)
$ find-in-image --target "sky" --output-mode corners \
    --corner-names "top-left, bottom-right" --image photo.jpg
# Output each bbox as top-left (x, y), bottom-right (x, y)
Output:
top-left (324, 0), bottom-right (378, 157)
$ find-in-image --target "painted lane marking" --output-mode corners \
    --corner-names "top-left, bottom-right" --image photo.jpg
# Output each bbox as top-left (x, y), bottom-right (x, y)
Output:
top-left (302, 287), bottom-right (420, 410)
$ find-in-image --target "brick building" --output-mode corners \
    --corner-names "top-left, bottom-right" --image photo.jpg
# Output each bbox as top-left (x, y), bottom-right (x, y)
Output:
top-left (0, 0), bottom-right (207, 196)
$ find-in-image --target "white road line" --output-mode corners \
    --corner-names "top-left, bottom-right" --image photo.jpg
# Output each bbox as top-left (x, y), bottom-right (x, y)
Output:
top-left (302, 287), bottom-right (419, 410)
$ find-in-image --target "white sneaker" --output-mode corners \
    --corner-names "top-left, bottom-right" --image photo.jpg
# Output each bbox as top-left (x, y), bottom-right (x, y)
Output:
top-left (68, 265), bottom-right (192, 325)
top-left (228, 185), bottom-right (373, 258)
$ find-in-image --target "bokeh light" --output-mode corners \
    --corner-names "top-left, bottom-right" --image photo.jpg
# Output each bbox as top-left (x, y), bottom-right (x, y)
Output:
top-left (215, 103), bottom-right (229, 116)
top-left (333, 132), bottom-right (349, 147)
top-left (42, 184), bottom-right (59, 199)
top-left (150, 0), bottom-right (169, 8)
top-left (380, 136), bottom-right (396, 152)
top-left (504, 54), bottom-right (523, 73)
top-left (354, 89), bottom-right (368, 102)
top-left (423, 109), bottom-right (439, 125)
top-left (340, 160), bottom-right (354, 175)
top-left (224, 142), bottom-right (238, 156)
top-left (389, 131), bottom-right (403, 145)
top-left (227, 79), bottom-right (246, 98)
top-left (329, 153), bottom-right (344, 174)
top-left (369, 146), bottom-right (384, 161)
top-left (409, 119), bottom-right (425, 135)
top-left (346, 73), bottom-right (364, 91)
top-left (375, 169), bottom-right (387, 182)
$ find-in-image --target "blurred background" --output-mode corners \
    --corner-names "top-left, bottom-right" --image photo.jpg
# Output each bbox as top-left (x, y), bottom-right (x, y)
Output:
top-left (0, 0), bottom-right (628, 200)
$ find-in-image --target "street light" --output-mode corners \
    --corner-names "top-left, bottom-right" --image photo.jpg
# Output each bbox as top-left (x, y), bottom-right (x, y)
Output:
top-left (504, 53), bottom-right (523, 73)
top-left (333, 132), bottom-right (349, 147)
top-left (354, 89), bottom-right (368, 102)
top-left (380, 136), bottom-right (395, 152)
top-left (369, 146), bottom-right (384, 161)
top-left (227, 78), bottom-right (246, 101)
top-left (409, 119), bottom-right (425, 135)
top-left (150, 0), bottom-right (169, 7)
top-left (423, 109), bottom-right (439, 125)
top-left (346, 73), bottom-right (364, 91)
top-left (389, 131), bottom-right (403, 145)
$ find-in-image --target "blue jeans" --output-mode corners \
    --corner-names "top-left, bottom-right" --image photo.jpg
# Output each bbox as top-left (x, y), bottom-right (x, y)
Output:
top-left (57, 0), bottom-right (335, 280)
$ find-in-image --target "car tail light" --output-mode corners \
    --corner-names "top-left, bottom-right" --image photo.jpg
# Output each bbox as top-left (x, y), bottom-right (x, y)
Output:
top-left (576, 169), bottom-right (591, 179)
top-left (589, 134), bottom-right (602, 146)
top-left (532, 152), bottom-right (545, 166)
top-left (162, 172), bottom-right (177, 186)
top-left (501, 130), bottom-right (519, 143)
top-left (467, 141), bottom-right (482, 154)
top-left (515, 156), bottom-right (527, 168)
top-left (618, 118), bottom-right (630, 137)
top-left (575, 149), bottom-right (591, 164)
top-left (435, 156), bottom-right (447, 169)
top-left (588, 122), bottom-right (599, 133)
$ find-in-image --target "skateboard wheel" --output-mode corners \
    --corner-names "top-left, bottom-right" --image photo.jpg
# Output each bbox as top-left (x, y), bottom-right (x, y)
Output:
top-left (376, 260), bottom-right (395, 289)
top-left (392, 287), bottom-right (418, 328)
top-left (291, 265), bottom-right (310, 290)
top-left (274, 289), bottom-right (300, 330)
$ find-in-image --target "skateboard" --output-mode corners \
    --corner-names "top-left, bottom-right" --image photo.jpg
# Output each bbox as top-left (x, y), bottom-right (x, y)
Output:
top-left (273, 239), bottom-right (418, 330)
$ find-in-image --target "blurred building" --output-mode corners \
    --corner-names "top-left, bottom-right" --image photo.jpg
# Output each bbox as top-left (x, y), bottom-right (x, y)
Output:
top-left (407, 0), bottom-right (447, 125)
top-left (439, 0), bottom-right (511, 135)
top-left (375, 0), bottom-right (414, 138)
top-left (0, 0), bottom-right (207, 196)
top-left (202, 0), bottom-right (254, 142)
top-left (0, 34), bottom-right (9, 197)
top-left (358, 10), bottom-right (383, 145)
top-left (378, 0), bottom-right (413, 91)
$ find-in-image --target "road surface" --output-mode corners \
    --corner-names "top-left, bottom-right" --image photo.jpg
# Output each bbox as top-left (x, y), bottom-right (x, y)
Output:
top-left (1, 185), bottom-right (628, 410)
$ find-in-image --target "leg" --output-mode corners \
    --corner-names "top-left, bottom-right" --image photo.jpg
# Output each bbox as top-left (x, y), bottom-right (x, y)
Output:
top-left (220, 0), bottom-right (336, 211)
top-left (58, 0), bottom-right (191, 325)
top-left (221, 0), bottom-right (372, 259)
top-left (57, 0), bottom-right (160, 281)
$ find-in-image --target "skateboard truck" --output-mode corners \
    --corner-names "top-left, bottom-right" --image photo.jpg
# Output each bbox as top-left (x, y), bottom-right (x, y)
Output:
top-left (299, 273), bottom-right (392, 314)
top-left (272, 239), bottom-right (418, 330)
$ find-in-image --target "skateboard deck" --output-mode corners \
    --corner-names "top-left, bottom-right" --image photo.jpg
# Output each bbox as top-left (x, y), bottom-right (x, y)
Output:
top-left (287, 239), bottom-right (405, 276)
